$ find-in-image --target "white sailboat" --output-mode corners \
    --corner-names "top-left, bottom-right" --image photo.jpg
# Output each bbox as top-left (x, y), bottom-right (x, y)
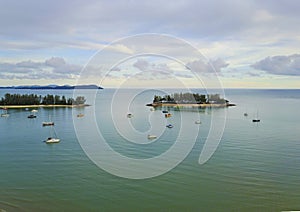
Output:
top-left (42, 115), bottom-right (54, 126)
top-left (252, 110), bottom-right (260, 122)
top-left (45, 126), bottom-right (60, 143)
top-left (1, 108), bottom-right (9, 117)
top-left (244, 107), bottom-right (248, 117)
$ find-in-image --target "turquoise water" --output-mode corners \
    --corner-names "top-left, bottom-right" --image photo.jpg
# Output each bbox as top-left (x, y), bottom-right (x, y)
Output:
top-left (0, 89), bottom-right (300, 211)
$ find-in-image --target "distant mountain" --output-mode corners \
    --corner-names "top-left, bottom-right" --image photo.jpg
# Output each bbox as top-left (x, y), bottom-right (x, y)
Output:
top-left (0, 84), bottom-right (103, 89)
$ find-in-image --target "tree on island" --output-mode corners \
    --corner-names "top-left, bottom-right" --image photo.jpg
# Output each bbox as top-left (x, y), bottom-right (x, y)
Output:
top-left (207, 94), bottom-right (227, 104)
top-left (73, 96), bottom-right (86, 105)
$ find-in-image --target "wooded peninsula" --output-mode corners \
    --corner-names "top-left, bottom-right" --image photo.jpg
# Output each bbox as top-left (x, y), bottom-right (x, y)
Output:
top-left (0, 93), bottom-right (88, 108)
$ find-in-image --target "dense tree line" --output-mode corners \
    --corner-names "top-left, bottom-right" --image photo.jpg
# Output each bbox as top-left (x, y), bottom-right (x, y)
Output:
top-left (153, 93), bottom-right (227, 104)
top-left (0, 93), bottom-right (86, 105)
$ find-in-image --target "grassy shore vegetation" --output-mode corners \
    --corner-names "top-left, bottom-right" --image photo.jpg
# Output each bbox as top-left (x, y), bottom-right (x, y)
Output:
top-left (0, 93), bottom-right (86, 106)
top-left (153, 93), bottom-right (228, 104)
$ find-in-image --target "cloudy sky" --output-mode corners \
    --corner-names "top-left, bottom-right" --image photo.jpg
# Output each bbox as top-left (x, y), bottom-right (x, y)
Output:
top-left (0, 0), bottom-right (299, 88)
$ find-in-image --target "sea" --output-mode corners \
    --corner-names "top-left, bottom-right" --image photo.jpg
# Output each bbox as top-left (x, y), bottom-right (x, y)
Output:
top-left (0, 88), bottom-right (299, 211)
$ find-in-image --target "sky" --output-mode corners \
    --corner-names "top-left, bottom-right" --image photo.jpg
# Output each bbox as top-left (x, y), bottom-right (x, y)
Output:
top-left (0, 0), bottom-right (300, 88)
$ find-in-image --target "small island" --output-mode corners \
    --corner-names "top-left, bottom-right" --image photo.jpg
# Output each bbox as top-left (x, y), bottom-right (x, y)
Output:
top-left (147, 92), bottom-right (236, 108)
top-left (0, 93), bottom-right (89, 109)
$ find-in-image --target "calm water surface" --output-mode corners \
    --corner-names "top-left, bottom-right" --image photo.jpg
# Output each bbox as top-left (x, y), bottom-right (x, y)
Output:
top-left (0, 89), bottom-right (300, 211)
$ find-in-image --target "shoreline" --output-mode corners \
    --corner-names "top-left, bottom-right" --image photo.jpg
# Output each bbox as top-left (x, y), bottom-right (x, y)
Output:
top-left (147, 102), bottom-right (236, 108)
top-left (0, 104), bottom-right (90, 109)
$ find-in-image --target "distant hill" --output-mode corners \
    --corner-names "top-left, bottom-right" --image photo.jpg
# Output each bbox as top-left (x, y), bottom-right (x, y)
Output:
top-left (0, 85), bottom-right (103, 90)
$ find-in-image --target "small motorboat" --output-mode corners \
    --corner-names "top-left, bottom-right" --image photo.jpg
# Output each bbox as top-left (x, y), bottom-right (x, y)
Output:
top-left (195, 120), bottom-right (201, 124)
top-left (147, 135), bottom-right (157, 139)
top-left (166, 124), bottom-right (173, 128)
top-left (127, 113), bottom-right (133, 118)
top-left (28, 109), bottom-right (37, 118)
top-left (244, 113), bottom-right (248, 116)
top-left (45, 137), bottom-right (60, 143)
top-left (165, 113), bottom-right (172, 118)
top-left (42, 122), bottom-right (54, 126)
top-left (77, 113), bottom-right (84, 118)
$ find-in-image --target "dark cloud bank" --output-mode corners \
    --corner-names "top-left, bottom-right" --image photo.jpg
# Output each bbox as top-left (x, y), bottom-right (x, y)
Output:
top-left (0, 57), bottom-right (81, 80)
top-left (252, 54), bottom-right (300, 76)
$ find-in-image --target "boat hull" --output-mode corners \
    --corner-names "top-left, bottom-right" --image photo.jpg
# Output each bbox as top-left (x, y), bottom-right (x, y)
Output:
top-left (42, 122), bottom-right (54, 126)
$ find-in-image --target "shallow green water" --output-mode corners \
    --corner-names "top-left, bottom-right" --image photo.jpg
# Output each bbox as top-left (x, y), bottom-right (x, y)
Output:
top-left (0, 89), bottom-right (299, 211)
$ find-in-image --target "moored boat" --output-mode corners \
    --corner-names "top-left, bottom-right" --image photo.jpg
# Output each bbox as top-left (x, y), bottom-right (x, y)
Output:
top-left (42, 121), bottom-right (54, 126)
top-left (45, 137), bottom-right (60, 143)
top-left (252, 119), bottom-right (260, 122)
top-left (77, 113), bottom-right (84, 118)
top-left (45, 126), bottom-right (60, 144)
top-left (1, 108), bottom-right (9, 117)
top-left (147, 135), bottom-right (157, 139)
top-left (28, 109), bottom-right (37, 118)
top-left (165, 113), bottom-right (172, 118)
top-left (43, 115), bottom-right (54, 126)
top-left (252, 110), bottom-right (260, 122)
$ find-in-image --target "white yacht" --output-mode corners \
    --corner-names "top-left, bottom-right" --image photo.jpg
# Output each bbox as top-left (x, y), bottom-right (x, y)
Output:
top-left (45, 126), bottom-right (60, 144)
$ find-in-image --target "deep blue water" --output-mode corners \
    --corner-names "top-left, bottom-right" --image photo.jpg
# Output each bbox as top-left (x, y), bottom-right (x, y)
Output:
top-left (0, 89), bottom-right (300, 211)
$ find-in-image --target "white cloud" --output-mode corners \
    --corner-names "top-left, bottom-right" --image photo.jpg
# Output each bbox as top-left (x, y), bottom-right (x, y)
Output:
top-left (133, 59), bottom-right (149, 71)
top-left (130, 59), bottom-right (174, 80)
top-left (45, 57), bottom-right (66, 68)
top-left (253, 9), bottom-right (274, 23)
top-left (186, 58), bottom-right (229, 73)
